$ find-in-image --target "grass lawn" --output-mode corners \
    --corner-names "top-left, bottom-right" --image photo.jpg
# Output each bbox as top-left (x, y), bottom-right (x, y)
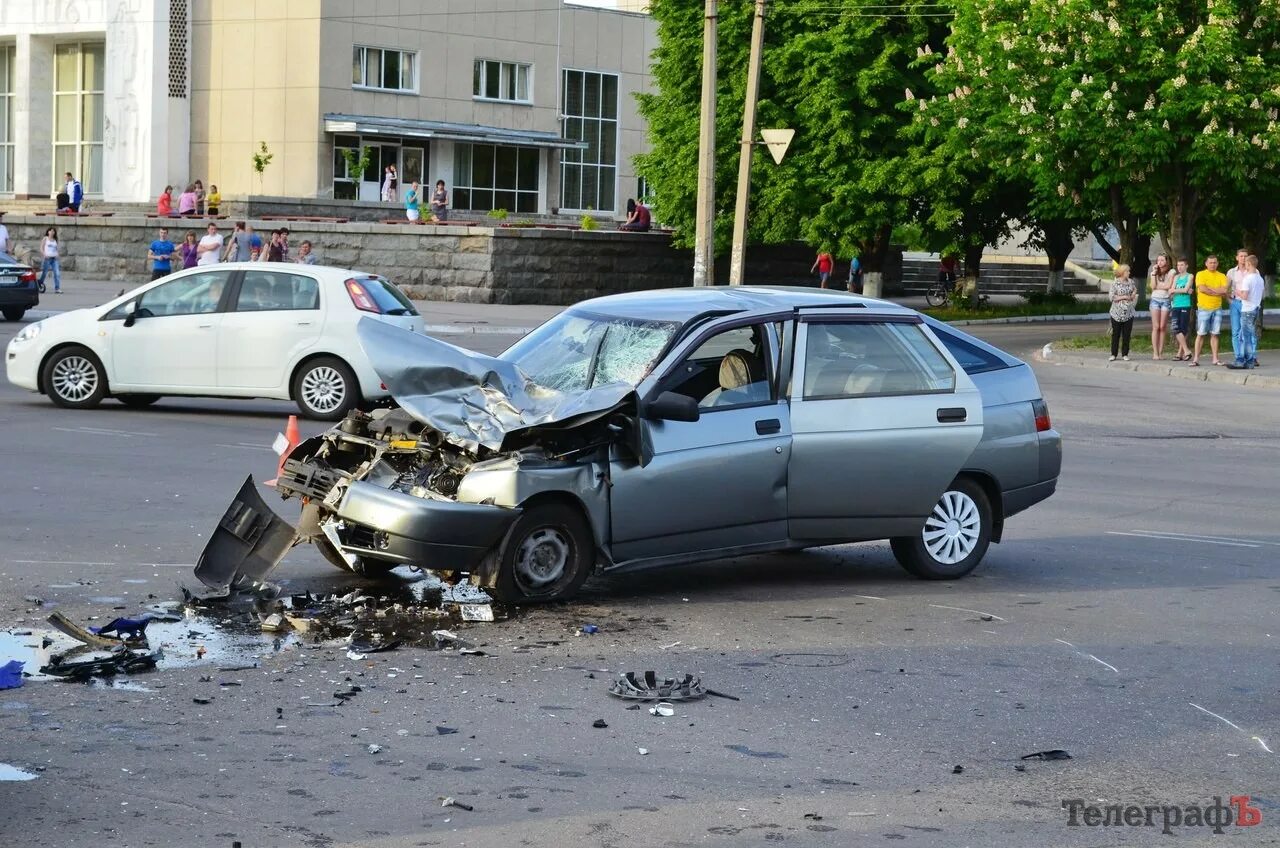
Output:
top-left (1056, 325), bottom-right (1280, 354)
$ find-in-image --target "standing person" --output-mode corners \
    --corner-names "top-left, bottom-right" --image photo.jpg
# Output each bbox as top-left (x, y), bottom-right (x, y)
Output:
top-left (157, 185), bottom-right (174, 216)
top-left (1229, 254), bottom-right (1264, 369)
top-left (1225, 248), bottom-right (1249, 364)
top-left (296, 240), bottom-right (318, 265)
top-left (1108, 264), bottom-right (1138, 361)
top-left (847, 254), bottom-right (863, 294)
top-left (147, 226), bottom-right (177, 280)
top-left (37, 227), bottom-right (61, 293)
top-left (405, 181), bottom-right (421, 221)
top-left (64, 172), bottom-right (83, 213)
top-left (194, 180), bottom-right (206, 215)
top-left (249, 227), bottom-right (263, 261)
top-left (177, 184), bottom-right (198, 216)
top-left (266, 229), bottom-right (284, 262)
top-left (1147, 254), bottom-right (1175, 359)
top-left (179, 230), bottom-right (200, 269)
top-left (1191, 254), bottom-right (1229, 366)
top-left (223, 221), bottom-right (252, 261)
top-left (0, 211), bottom-right (9, 255)
top-left (388, 164), bottom-right (398, 202)
top-left (810, 248), bottom-right (835, 289)
top-left (382, 166), bottom-right (395, 202)
top-left (278, 227), bottom-right (291, 261)
top-left (206, 184), bottom-right (221, 216)
top-left (1169, 257), bottom-right (1195, 361)
top-left (430, 180), bottom-right (449, 221)
top-left (196, 223), bottom-right (223, 266)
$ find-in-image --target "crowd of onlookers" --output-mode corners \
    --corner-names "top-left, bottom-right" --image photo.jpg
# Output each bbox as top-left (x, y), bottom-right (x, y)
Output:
top-left (156, 181), bottom-right (221, 217)
top-left (146, 222), bottom-right (318, 281)
top-left (1109, 249), bottom-right (1265, 370)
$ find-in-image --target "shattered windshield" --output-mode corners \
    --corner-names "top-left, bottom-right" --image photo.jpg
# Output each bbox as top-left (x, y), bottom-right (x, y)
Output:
top-left (501, 310), bottom-right (680, 392)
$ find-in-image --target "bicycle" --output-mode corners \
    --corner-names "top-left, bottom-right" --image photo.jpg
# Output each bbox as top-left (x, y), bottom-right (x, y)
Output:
top-left (924, 278), bottom-right (989, 308)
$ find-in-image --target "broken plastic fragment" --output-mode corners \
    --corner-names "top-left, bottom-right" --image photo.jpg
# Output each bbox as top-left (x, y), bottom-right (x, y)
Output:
top-left (367, 744), bottom-right (383, 754)
top-left (459, 604), bottom-right (495, 622)
top-left (440, 797), bottom-right (473, 811)
top-left (1020, 749), bottom-right (1072, 761)
top-left (90, 616), bottom-right (154, 639)
top-left (592, 719), bottom-right (608, 729)
top-left (0, 660), bottom-right (24, 690)
top-left (649, 702), bottom-right (675, 717)
top-left (609, 671), bottom-right (706, 701)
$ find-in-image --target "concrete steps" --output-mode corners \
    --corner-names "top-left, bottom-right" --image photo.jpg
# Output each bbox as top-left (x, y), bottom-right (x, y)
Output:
top-left (898, 258), bottom-right (1097, 295)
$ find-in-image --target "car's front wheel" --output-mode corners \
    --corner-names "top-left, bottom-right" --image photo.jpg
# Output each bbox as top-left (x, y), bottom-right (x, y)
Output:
top-left (487, 502), bottom-right (594, 603)
top-left (891, 477), bottom-right (992, 579)
top-left (292, 356), bottom-right (358, 421)
top-left (2, 307), bottom-right (26, 321)
top-left (42, 347), bottom-right (108, 409)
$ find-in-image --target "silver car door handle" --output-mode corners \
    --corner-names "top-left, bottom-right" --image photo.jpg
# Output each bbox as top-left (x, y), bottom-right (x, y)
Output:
top-left (936, 407), bottom-right (967, 423)
top-left (755, 418), bottom-right (781, 435)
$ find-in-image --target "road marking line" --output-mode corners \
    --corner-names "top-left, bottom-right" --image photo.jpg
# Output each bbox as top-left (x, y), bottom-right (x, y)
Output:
top-left (9, 560), bottom-right (194, 568)
top-left (52, 426), bottom-right (159, 438)
top-left (1107, 530), bottom-right (1259, 548)
top-left (1056, 639), bottom-right (1119, 673)
top-left (1124, 529), bottom-right (1280, 548)
top-left (928, 603), bottom-right (1007, 622)
top-left (1255, 737), bottom-right (1274, 754)
top-left (215, 443), bottom-right (272, 451)
top-left (1188, 704), bottom-right (1272, 753)
top-left (852, 594), bottom-right (886, 601)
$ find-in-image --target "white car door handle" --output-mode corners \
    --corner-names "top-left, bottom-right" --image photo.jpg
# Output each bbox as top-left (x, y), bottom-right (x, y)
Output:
top-left (296, 321), bottom-right (313, 326)
top-left (198, 324), bottom-right (213, 329)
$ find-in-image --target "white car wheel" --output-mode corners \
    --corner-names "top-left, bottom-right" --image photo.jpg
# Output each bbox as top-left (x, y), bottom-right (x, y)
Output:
top-left (891, 478), bottom-right (993, 580)
top-left (293, 357), bottom-right (358, 421)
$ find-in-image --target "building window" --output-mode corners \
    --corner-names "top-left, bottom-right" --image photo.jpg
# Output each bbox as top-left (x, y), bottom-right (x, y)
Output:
top-left (473, 60), bottom-right (531, 103)
top-left (332, 135), bottom-right (360, 200)
top-left (560, 69), bottom-right (618, 213)
top-left (0, 45), bottom-right (14, 194)
top-left (53, 42), bottom-right (105, 195)
top-left (352, 46), bottom-right (417, 93)
top-left (453, 144), bottom-right (540, 214)
top-left (168, 0), bottom-right (189, 98)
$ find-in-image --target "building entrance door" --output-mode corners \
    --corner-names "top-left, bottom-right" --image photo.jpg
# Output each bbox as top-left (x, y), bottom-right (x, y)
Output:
top-left (359, 144), bottom-right (401, 202)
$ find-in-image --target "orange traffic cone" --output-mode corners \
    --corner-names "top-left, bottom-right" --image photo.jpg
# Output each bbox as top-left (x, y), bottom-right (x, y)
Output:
top-left (265, 414), bottom-right (301, 487)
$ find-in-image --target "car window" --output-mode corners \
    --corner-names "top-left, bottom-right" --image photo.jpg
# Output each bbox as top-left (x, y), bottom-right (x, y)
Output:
top-left (661, 323), bottom-right (773, 410)
top-left (103, 270), bottom-right (232, 319)
top-left (504, 311), bottom-right (680, 392)
top-left (802, 321), bottom-right (955, 399)
top-left (930, 326), bottom-right (1009, 375)
top-left (236, 270), bottom-right (319, 312)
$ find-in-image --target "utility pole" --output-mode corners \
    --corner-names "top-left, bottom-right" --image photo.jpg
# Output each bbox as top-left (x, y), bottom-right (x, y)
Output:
top-left (728, 0), bottom-right (766, 286)
top-left (692, 0), bottom-right (718, 286)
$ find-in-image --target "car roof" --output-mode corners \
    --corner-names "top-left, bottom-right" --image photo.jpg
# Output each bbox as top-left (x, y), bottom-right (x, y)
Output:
top-left (567, 285), bottom-right (913, 322)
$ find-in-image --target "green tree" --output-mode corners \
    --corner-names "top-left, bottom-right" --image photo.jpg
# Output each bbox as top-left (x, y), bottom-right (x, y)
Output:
top-left (251, 141), bottom-right (275, 194)
top-left (636, 0), bottom-right (950, 285)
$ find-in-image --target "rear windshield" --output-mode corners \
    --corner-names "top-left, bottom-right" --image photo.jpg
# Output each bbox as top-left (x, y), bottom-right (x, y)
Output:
top-left (0, 253), bottom-right (17, 264)
top-left (360, 277), bottom-right (418, 316)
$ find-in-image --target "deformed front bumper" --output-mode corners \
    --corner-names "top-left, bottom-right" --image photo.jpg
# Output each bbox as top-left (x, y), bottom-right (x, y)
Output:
top-left (195, 475), bottom-right (520, 590)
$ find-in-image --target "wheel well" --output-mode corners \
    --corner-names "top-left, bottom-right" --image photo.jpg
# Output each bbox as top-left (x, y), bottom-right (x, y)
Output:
top-left (37, 343), bottom-right (105, 395)
top-left (517, 491), bottom-right (602, 552)
top-left (955, 470), bottom-right (1004, 542)
top-left (288, 353), bottom-right (360, 401)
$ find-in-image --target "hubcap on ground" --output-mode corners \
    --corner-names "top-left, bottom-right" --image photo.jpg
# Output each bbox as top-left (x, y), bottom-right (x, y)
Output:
top-left (301, 366), bottom-right (345, 413)
top-left (514, 527), bottom-right (570, 592)
top-left (922, 490), bottom-right (981, 565)
top-left (52, 356), bottom-right (98, 402)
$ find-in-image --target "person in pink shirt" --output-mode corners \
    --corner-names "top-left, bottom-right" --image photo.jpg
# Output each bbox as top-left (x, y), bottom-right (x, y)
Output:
top-left (177, 184), bottom-right (198, 216)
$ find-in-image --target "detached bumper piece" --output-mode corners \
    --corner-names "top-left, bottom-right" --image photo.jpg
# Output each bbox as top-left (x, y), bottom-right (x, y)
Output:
top-left (195, 475), bottom-right (297, 591)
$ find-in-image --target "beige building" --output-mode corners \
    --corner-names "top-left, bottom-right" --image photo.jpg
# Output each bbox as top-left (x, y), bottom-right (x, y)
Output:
top-left (191, 0), bottom-right (658, 218)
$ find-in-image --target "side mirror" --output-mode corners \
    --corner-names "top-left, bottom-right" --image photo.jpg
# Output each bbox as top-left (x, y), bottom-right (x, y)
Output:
top-left (644, 391), bottom-right (700, 422)
top-left (122, 301), bottom-right (139, 327)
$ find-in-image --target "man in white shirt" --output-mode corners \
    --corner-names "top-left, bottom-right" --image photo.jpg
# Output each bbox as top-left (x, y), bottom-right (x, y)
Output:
top-left (1228, 254), bottom-right (1265, 370)
top-left (196, 223), bottom-right (224, 266)
top-left (0, 212), bottom-right (9, 255)
top-left (1226, 248), bottom-right (1249, 363)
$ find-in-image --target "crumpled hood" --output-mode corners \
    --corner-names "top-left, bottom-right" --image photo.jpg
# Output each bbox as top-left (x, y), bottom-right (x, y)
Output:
top-left (357, 317), bottom-right (634, 453)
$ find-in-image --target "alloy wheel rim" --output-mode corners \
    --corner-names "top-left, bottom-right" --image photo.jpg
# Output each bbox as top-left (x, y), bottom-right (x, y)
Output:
top-left (301, 366), bottom-right (345, 413)
top-left (921, 490), bottom-right (980, 564)
top-left (514, 527), bottom-right (571, 592)
top-left (51, 355), bottom-right (98, 402)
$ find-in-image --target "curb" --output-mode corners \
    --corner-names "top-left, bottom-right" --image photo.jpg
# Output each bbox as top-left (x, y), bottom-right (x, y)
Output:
top-left (951, 306), bottom-right (1280, 327)
top-left (1035, 351), bottom-right (1280, 390)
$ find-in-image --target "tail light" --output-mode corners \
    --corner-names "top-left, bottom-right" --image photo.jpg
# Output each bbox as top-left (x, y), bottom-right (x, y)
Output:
top-left (344, 278), bottom-right (379, 313)
top-left (19, 270), bottom-right (36, 283)
top-left (1032, 398), bottom-right (1052, 432)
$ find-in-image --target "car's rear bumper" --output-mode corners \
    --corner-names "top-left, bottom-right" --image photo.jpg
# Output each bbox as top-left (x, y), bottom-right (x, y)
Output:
top-left (1003, 478), bottom-right (1057, 519)
top-left (325, 481), bottom-right (519, 571)
top-left (0, 289), bottom-right (39, 308)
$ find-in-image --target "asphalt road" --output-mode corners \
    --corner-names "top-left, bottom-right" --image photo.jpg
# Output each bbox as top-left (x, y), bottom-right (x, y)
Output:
top-left (1, 315), bottom-right (1278, 848)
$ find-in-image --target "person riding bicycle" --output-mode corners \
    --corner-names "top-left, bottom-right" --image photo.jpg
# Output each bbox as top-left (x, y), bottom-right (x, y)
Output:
top-left (938, 254), bottom-right (959, 292)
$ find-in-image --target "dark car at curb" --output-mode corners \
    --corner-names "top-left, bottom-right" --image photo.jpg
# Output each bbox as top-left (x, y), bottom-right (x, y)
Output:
top-left (0, 253), bottom-right (39, 322)
top-left (197, 287), bottom-right (1062, 603)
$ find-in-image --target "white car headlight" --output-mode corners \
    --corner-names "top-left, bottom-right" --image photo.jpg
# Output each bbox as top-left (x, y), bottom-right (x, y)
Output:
top-left (13, 321), bottom-right (43, 343)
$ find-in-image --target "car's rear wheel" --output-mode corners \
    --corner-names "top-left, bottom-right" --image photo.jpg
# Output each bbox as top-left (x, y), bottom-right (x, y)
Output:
top-left (292, 356), bottom-right (358, 421)
top-left (487, 502), bottom-right (594, 603)
top-left (117, 394), bottom-right (161, 408)
top-left (42, 347), bottom-right (108, 409)
top-left (891, 477), bottom-right (992, 579)
top-left (2, 307), bottom-right (25, 321)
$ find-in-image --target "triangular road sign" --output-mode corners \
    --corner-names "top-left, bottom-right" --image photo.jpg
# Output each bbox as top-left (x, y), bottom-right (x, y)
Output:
top-left (760, 128), bottom-right (795, 165)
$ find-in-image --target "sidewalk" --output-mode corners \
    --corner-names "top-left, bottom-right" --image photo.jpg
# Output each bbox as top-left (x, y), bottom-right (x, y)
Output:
top-left (1038, 346), bottom-right (1280, 390)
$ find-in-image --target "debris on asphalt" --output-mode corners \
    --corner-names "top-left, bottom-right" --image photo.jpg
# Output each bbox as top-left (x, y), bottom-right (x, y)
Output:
top-left (1020, 749), bottom-right (1072, 761)
top-left (435, 726), bottom-right (458, 735)
top-left (192, 697), bottom-right (213, 705)
top-left (46, 611), bottom-right (123, 649)
top-left (592, 719), bottom-right (609, 728)
top-left (40, 647), bottom-right (161, 681)
top-left (609, 671), bottom-right (707, 701)
top-left (260, 613), bottom-right (287, 632)
top-left (459, 604), bottom-right (494, 622)
top-left (0, 660), bottom-right (24, 690)
top-left (367, 744), bottom-right (383, 754)
top-left (706, 689), bottom-right (740, 702)
top-left (579, 624), bottom-right (599, 635)
top-left (440, 797), bottom-right (473, 811)
top-left (637, 747), bottom-right (649, 755)
top-left (1014, 764), bottom-right (1027, 772)
top-left (0, 764), bottom-right (39, 782)
top-left (649, 702), bottom-right (675, 717)
top-left (90, 616), bottom-right (155, 639)
top-left (952, 765), bottom-right (964, 774)
top-left (803, 813), bottom-right (824, 821)
top-left (345, 650), bottom-right (368, 661)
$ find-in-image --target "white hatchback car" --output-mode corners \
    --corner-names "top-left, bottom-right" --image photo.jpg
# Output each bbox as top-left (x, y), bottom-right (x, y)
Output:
top-left (4, 263), bottom-right (425, 419)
